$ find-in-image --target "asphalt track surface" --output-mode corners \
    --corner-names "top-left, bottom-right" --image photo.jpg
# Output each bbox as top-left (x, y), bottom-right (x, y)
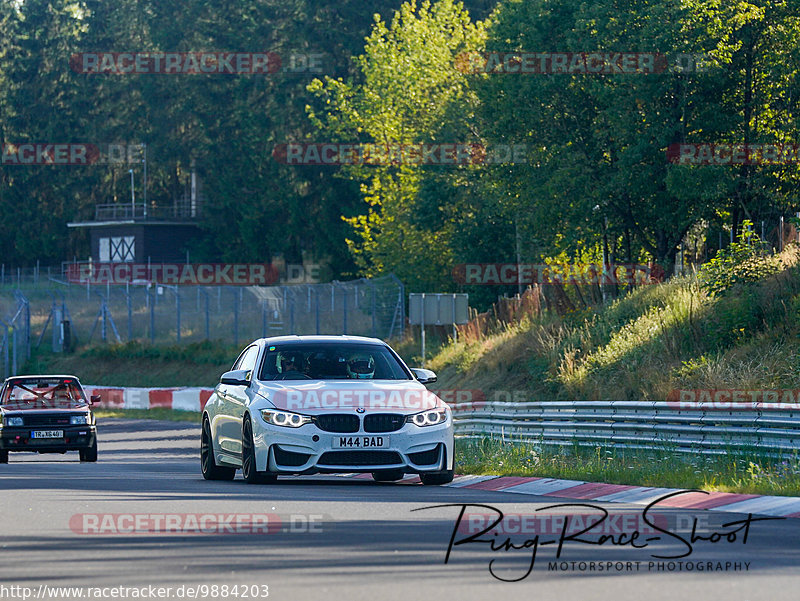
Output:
top-left (1, 419), bottom-right (798, 601)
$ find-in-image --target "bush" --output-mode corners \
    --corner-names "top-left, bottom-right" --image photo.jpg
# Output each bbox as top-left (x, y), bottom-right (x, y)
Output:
top-left (698, 220), bottom-right (780, 296)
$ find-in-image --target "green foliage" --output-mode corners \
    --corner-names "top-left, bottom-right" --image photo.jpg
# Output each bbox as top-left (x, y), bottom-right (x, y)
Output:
top-left (698, 221), bottom-right (781, 296)
top-left (2, 0), bottom-right (800, 298)
top-left (308, 0), bottom-right (485, 291)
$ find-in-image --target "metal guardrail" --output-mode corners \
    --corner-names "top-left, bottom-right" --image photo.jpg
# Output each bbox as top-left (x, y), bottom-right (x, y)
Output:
top-left (93, 201), bottom-right (200, 221)
top-left (452, 400), bottom-right (800, 456)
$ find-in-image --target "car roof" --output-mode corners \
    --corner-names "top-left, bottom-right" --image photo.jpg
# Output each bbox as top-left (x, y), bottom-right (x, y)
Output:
top-left (3, 375), bottom-right (82, 383)
top-left (255, 335), bottom-right (386, 346)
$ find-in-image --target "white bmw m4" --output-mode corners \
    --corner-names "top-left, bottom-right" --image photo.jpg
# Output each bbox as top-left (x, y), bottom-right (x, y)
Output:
top-left (201, 335), bottom-right (454, 485)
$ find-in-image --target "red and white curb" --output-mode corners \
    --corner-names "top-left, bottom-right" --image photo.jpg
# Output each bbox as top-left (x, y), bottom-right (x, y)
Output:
top-left (86, 386), bottom-right (800, 519)
top-left (85, 386), bottom-right (213, 412)
top-left (337, 473), bottom-right (800, 519)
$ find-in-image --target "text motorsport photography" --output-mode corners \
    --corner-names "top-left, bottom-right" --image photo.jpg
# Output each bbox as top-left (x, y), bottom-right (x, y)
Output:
top-left (414, 491), bottom-right (779, 582)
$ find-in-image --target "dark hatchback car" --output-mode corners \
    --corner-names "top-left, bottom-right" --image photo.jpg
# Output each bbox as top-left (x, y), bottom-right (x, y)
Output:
top-left (0, 375), bottom-right (98, 463)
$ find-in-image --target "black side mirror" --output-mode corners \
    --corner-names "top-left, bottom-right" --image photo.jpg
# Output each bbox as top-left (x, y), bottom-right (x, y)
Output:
top-left (220, 369), bottom-right (250, 386)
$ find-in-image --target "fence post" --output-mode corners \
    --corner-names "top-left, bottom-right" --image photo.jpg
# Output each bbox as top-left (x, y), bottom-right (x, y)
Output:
top-left (290, 295), bottom-right (295, 334)
top-left (11, 325), bottom-right (17, 375)
top-left (0, 319), bottom-right (9, 378)
top-left (233, 288), bottom-right (239, 346)
top-left (14, 291), bottom-right (31, 360)
top-left (101, 300), bottom-right (107, 342)
top-left (399, 277), bottom-right (405, 340)
top-left (52, 303), bottom-right (62, 352)
top-left (282, 287), bottom-right (287, 327)
top-left (149, 289), bottom-right (155, 344)
top-left (342, 285), bottom-right (347, 335)
top-left (127, 287), bottom-right (133, 341)
top-left (315, 288), bottom-right (320, 335)
top-left (204, 290), bottom-right (210, 340)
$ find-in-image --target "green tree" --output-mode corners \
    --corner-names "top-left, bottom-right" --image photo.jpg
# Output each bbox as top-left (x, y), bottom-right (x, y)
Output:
top-left (308, 0), bottom-right (485, 290)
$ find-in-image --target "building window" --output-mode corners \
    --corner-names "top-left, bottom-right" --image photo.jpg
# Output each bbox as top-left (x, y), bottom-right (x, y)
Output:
top-left (99, 236), bottom-right (135, 262)
top-left (99, 237), bottom-right (110, 262)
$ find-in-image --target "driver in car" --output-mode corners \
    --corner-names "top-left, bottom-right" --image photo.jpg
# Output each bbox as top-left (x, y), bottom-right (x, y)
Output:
top-left (277, 351), bottom-right (307, 380)
top-left (347, 354), bottom-right (375, 379)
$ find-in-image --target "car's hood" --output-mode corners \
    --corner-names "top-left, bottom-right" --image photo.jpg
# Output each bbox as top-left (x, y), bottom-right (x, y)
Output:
top-left (0, 406), bottom-right (90, 415)
top-left (253, 379), bottom-right (444, 415)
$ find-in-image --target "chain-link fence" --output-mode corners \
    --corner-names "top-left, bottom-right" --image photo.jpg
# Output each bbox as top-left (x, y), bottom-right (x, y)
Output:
top-left (0, 271), bottom-right (404, 378)
top-left (0, 290), bottom-right (31, 379)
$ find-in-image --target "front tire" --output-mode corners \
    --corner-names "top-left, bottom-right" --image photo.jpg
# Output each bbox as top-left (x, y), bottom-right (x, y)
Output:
top-left (201, 418), bottom-right (235, 481)
top-left (79, 438), bottom-right (98, 462)
top-left (0, 450), bottom-right (8, 464)
top-left (420, 470), bottom-right (454, 485)
top-left (242, 416), bottom-right (276, 484)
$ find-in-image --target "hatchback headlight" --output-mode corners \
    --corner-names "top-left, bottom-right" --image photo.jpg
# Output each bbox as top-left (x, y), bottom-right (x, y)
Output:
top-left (70, 415), bottom-right (89, 425)
top-left (260, 409), bottom-right (312, 428)
top-left (6, 417), bottom-right (23, 427)
top-left (407, 408), bottom-right (448, 427)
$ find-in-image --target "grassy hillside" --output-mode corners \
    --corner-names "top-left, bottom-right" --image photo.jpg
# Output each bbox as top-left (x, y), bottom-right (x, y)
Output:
top-left (428, 248), bottom-right (800, 401)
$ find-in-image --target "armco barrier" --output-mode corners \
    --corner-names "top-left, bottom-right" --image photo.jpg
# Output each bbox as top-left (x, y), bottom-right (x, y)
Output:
top-left (452, 400), bottom-right (800, 456)
top-left (85, 390), bottom-right (800, 457)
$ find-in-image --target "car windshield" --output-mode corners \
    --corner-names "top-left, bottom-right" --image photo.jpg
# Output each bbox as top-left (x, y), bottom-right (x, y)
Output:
top-left (259, 343), bottom-right (412, 381)
top-left (0, 378), bottom-right (88, 409)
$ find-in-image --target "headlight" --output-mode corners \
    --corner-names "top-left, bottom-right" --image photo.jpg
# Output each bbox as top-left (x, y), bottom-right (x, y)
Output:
top-left (407, 408), bottom-right (448, 427)
top-left (260, 409), bottom-right (311, 428)
top-left (70, 415), bottom-right (88, 425)
top-left (6, 417), bottom-right (23, 427)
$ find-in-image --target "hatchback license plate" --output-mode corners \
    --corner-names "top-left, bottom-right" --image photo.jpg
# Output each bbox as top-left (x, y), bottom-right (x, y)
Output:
top-left (334, 436), bottom-right (387, 449)
top-left (31, 430), bottom-right (63, 439)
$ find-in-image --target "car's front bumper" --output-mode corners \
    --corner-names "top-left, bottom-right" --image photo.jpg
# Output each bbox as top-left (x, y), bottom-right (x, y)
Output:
top-left (0, 425), bottom-right (97, 453)
top-left (250, 415), bottom-right (454, 474)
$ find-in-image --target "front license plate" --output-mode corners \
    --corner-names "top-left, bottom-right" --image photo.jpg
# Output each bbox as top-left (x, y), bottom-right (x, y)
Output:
top-left (333, 436), bottom-right (388, 449)
top-left (31, 430), bottom-right (63, 439)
